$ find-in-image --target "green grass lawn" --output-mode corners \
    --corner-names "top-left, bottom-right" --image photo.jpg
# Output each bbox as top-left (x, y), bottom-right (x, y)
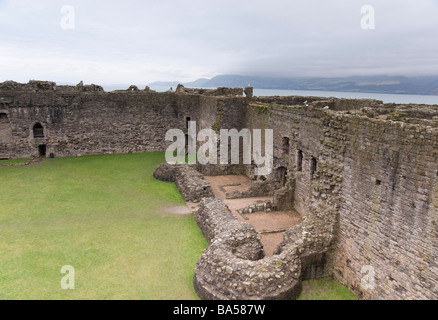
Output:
top-left (0, 158), bottom-right (28, 165)
top-left (0, 152), bottom-right (356, 300)
top-left (299, 278), bottom-right (358, 300)
top-left (0, 152), bottom-right (207, 300)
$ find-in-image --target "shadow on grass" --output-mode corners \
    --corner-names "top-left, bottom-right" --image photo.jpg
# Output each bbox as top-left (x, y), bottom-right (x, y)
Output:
top-left (298, 278), bottom-right (358, 300)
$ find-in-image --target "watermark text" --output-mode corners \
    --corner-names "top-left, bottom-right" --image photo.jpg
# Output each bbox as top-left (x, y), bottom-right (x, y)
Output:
top-left (165, 121), bottom-right (273, 175)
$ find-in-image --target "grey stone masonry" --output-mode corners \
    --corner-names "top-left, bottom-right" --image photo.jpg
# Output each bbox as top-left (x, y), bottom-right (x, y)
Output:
top-left (153, 163), bottom-right (214, 203)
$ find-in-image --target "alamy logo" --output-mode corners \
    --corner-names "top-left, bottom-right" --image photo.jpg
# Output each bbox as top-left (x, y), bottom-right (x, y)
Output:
top-left (361, 265), bottom-right (375, 290)
top-left (60, 265), bottom-right (75, 290)
top-left (165, 121), bottom-right (273, 175)
top-left (60, 5), bottom-right (75, 30)
top-left (361, 5), bottom-right (376, 30)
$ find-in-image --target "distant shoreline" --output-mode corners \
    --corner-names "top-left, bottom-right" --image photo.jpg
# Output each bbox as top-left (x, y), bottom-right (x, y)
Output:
top-left (147, 74), bottom-right (438, 97)
top-left (112, 85), bottom-right (436, 105)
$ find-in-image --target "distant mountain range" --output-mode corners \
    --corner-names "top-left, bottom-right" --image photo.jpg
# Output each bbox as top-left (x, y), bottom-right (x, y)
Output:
top-left (149, 74), bottom-right (438, 96)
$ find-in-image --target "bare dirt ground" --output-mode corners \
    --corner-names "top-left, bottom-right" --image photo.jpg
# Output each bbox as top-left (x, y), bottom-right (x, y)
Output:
top-left (165, 205), bottom-right (192, 215)
top-left (203, 175), bottom-right (303, 256)
top-left (204, 175), bottom-right (254, 199)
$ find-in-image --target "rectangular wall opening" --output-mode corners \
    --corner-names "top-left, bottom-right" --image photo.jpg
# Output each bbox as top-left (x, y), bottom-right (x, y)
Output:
top-left (297, 150), bottom-right (303, 172)
top-left (0, 113), bottom-right (8, 122)
top-left (282, 137), bottom-right (290, 155)
top-left (311, 157), bottom-right (318, 178)
top-left (38, 145), bottom-right (47, 158)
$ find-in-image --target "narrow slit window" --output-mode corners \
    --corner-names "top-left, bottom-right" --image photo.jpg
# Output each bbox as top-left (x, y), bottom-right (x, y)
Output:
top-left (311, 157), bottom-right (318, 178)
top-left (185, 134), bottom-right (189, 155)
top-left (297, 150), bottom-right (303, 172)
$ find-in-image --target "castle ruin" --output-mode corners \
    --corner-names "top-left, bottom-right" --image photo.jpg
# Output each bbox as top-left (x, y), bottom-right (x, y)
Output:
top-left (1, 80), bottom-right (437, 300)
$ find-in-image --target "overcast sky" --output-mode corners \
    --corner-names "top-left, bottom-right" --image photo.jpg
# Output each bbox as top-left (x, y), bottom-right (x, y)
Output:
top-left (1, 0), bottom-right (438, 85)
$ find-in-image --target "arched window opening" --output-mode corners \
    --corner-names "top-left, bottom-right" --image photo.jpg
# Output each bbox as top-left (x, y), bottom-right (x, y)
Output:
top-left (33, 123), bottom-right (44, 138)
top-left (0, 113), bottom-right (8, 122)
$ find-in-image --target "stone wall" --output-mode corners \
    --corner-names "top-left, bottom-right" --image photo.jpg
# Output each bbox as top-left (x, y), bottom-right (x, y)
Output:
top-left (237, 200), bottom-right (274, 215)
top-left (224, 180), bottom-right (274, 199)
top-left (189, 97), bottom-right (344, 299)
top-left (193, 193), bottom-right (336, 300)
top-left (153, 163), bottom-right (214, 203)
top-left (153, 159), bottom-right (339, 300)
top-left (193, 198), bottom-right (264, 260)
top-left (237, 99), bottom-right (438, 300)
top-left (243, 101), bottom-right (335, 217)
top-left (333, 111), bottom-right (438, 300)
top-left (0, 81), bottom-right (199, 159)
top-left (193, 198), bottom-right (299, 300)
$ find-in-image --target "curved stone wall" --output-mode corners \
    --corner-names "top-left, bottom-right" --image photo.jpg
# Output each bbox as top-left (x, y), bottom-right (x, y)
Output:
top-left (192, 197), bottom-right (335, 300)
top-left (154, 159), bottom-right (338, 300)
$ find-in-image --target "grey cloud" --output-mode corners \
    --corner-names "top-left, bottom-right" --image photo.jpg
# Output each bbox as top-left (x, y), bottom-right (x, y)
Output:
top-left (0, 0), bottom-right (437, 84)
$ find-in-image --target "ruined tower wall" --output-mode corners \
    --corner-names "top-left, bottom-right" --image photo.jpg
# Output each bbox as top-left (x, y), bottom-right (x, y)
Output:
top-left (196, 95), bottom-right (247, 133)
top-left (195, 95), bottom-right (248, 176)
top-left (333, 114), bottom-right (438, 300)
top-left (242, 103), bottom-right (348, 281)
top-left (240, 100), bottom-right (438, 300)
top-left (243, 103), bottom-right (326, 217)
